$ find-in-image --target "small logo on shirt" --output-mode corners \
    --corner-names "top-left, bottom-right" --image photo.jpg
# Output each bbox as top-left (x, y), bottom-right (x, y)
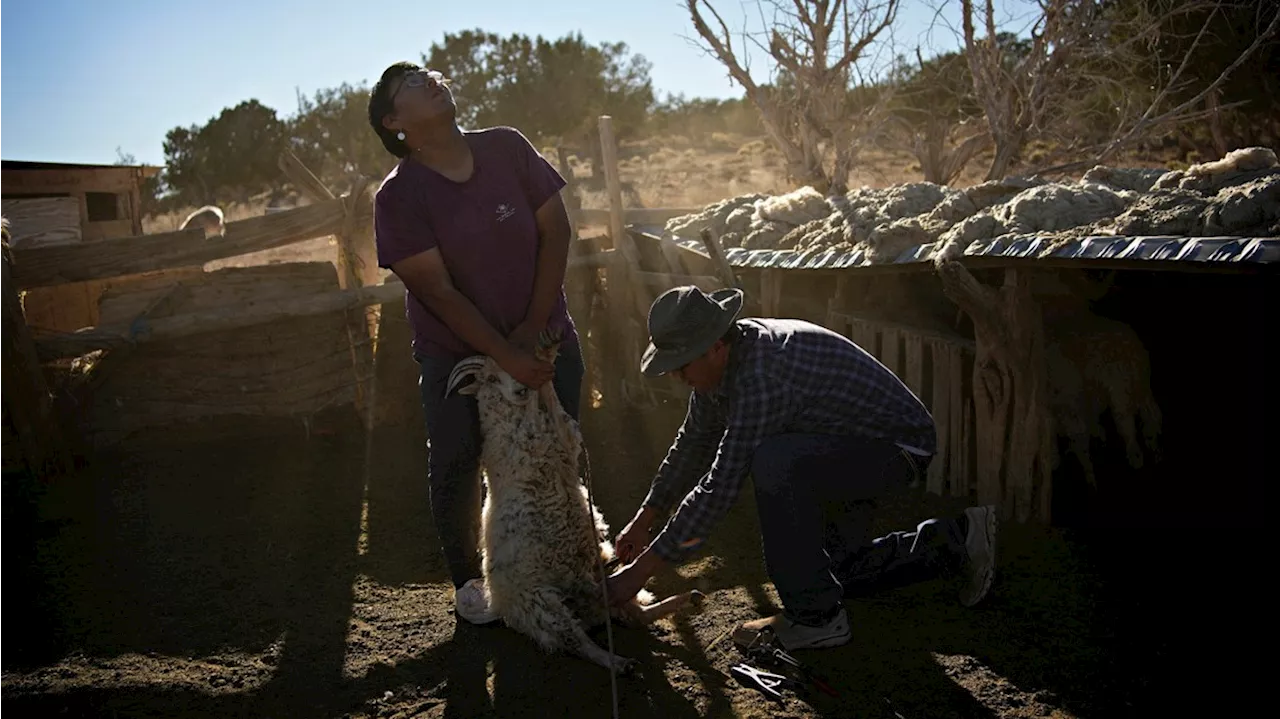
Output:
top-left (495, 203), bottom-right (515, 223)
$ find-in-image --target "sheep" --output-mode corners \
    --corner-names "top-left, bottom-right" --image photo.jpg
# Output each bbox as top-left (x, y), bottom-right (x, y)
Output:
top-left (445, 331), bottom-right (704, 674)
top-left (179, 205), bottom-right (225, 239)
top-left (1036, 274), bottom-right (1163, 487)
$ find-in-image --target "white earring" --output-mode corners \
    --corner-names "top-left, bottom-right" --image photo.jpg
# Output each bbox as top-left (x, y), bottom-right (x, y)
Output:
top-left (397, 131), bottom-right (406, 141)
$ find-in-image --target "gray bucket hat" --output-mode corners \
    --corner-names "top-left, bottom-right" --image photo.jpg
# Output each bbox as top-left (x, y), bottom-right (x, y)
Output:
top-left (640, 285), bottom-right (745, 377)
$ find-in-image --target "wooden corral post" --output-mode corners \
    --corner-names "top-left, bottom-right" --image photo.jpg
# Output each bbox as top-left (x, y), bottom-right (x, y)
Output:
top-left (277, 151), bottom-right (378, 428)
top-left (697, 227), bottom-right (740, 291)
top-left (937, 260), bottom-right (1053, 523)
top-left (2, 238), bottom-right (72, 478)
top-left (598, 115), bottom-right (662, 406)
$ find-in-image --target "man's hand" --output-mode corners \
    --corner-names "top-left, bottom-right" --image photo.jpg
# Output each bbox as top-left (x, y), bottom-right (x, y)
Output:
top-left (616, 506), bottom-right (659, 564)
top-left (496, 344), bottom-right (555, 389)
top-left (507, 320), bottom-right (543, 353)
top-left (606, 551), bottom-right (667, 607)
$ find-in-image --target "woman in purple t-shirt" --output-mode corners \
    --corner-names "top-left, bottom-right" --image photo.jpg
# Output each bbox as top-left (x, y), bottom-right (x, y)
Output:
top-left (366, 61), bottom-right (584, 626)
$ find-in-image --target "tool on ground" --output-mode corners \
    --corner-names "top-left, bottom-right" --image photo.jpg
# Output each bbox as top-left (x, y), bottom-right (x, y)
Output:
top-left (730, 662), bottom-right (803, 702)
top-left (734, 627), bottom-right (841, 698)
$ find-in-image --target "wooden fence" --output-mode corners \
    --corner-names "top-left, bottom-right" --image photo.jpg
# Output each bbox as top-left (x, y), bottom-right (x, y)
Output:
top-left (1, 117), bottom-right (995, 522)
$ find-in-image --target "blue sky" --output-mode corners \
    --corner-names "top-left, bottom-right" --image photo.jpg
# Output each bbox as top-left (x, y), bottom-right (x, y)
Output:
top-left (2, 0), bottom-right (984, 167)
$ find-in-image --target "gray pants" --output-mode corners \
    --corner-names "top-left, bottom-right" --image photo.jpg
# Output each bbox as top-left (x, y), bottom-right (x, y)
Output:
top-left (750, 433), bottom-right (969, 626)
top-left (416, 344), bottom-right (584, 588)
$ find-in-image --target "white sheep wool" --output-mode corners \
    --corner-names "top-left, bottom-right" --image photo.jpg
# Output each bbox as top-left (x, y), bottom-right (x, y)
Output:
top-left (447, 347), bottom-right (703, 674)
top-left (663, 146), bottom-right (1280, 261)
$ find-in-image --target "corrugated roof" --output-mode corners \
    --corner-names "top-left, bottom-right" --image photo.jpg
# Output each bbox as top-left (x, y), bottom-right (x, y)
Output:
top-left (652, 228), bottom-right (1280, 271)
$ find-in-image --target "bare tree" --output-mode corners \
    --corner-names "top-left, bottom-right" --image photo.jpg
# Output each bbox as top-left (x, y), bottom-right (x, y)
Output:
top-left (684, 0), bottom-right (901, 193)
top-left (883, 48), bottom-right (990, 185)
top-left (956, 0), bottom-right (1279, 181)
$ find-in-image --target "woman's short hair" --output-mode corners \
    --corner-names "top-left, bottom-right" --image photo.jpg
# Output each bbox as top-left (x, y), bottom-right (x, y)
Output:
top-left (367, 61), bottom-right (419, 158)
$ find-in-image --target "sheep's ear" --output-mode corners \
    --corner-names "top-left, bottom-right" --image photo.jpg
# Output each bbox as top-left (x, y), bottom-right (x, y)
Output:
top-left (456, 382), bottom-right (480, 396)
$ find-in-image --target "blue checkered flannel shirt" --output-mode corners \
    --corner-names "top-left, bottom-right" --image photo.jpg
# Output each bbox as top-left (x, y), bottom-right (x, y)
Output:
top-left (643, 318), bottom-right (937, 563)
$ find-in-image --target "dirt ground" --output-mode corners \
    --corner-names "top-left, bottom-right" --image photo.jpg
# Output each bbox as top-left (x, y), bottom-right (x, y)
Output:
top-left (1, 386), bottom-right (1263, 718)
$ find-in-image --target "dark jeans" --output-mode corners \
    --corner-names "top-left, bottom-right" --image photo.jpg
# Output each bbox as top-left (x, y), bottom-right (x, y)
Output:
top-left (416, 342), bottom-right (585, 588)
top-left (751, 433), bottom-right (969, 626)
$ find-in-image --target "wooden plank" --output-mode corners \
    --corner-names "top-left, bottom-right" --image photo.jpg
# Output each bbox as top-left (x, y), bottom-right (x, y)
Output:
top-left (82, 219), bottom-right (136, 242)
top-left (760, 269), bottom-right (784, 316)
top-left (658, 235), bottom-right (692, 277)
top-left (9, 197), bottom-right (358, 289)
top-left (880, 328), bottom-right (901, 377)
top-left (849, 317), bottom-right (878, 357)
top-left (278, 150), bottom-right (336, 203)
top-left (96, 268), bottom-right (208, 326)
top-left (1, 242), bottom-right (72, 478)
top-left (826, 275), bottom-right (850, 329)
top-left (35, 279), bottom-right (407, 360)
top-left (698, 227), bottom-right (740, 290)
top-left (2, 166), bottom-right (139, 194)
top-left (575, 207), bottom-right (705, 226)
top-left (926, 341), bottom-right (952, 495)
top-left (635, 270), bottom-right (723, 294)
top-left (1, 197), bottom-right (82, 247)
top-left (81, 313), bottom-right (357, 446)
top-left (905, 333), bottom-right (924, 398)
top-left (828, 311), bottom-right (975, 351)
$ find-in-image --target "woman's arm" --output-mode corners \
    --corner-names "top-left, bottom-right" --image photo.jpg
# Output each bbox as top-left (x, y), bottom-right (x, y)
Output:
top-left (392, 247), bottom-right (553, 388)
top-left (520, 191), bottom-right (573, 333)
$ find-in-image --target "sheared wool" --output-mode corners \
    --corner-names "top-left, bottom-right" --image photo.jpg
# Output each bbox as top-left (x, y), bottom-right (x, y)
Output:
top-left (659, 146), bottom-right (1278, 262)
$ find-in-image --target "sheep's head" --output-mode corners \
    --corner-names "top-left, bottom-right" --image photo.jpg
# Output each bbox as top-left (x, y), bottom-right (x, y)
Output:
top-left (444, 327), bottom-right (565, 405)
top-left (447, 355), bottom-right (532, 405)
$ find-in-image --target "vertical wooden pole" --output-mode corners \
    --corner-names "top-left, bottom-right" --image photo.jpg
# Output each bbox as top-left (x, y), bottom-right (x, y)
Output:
top-left (337, 178), bottom-right (377, 429)
top-left (598, 116), bottom-right (637, 268)
top-left (598, 115), bottom-right (655, 406)
top-left (2, 241), bottom-right (72, 478)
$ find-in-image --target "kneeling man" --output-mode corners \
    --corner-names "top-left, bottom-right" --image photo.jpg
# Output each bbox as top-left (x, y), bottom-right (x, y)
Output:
top-left (605, 285), bottom-right (996, 651)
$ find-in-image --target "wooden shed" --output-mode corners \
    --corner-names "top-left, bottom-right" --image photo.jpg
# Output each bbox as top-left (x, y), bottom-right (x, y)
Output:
top-left (2, 159), bottom-right (162, 335)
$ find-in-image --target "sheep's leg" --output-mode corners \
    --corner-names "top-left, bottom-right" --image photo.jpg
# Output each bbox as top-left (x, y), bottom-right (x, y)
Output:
top-left (1139, 395), bottom-right (1163, 460)
top-left (1072, 433), bottom-right (1097, 488)
top-left (1103, 378), bottom-right (1148, 471)
top-left (505, 585), bottom-right (636, 674)
top-left (631, 590), bottom-right (706, 625)
top-left (612, 590), bottom-right (706, 628)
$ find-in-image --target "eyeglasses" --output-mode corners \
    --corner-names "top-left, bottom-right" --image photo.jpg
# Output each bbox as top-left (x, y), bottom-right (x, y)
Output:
top-left (394, 69), bottom-right (448, 100)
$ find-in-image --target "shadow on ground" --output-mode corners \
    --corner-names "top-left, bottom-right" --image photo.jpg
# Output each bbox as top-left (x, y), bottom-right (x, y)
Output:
top-left (2, 400), bottom-right (1260, 718)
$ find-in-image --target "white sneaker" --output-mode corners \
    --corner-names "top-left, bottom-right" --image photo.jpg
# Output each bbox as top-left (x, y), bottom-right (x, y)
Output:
top-left (734, 608), bottom-right (852, 652)
top-left (455, 578), bottom-right (500, 625)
